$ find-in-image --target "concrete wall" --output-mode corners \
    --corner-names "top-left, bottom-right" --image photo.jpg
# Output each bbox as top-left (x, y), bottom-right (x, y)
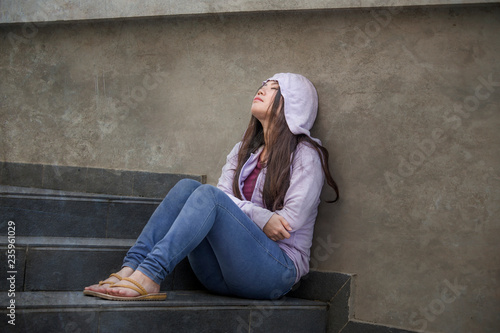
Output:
top-left (1, 4), bottom-right (499, 333)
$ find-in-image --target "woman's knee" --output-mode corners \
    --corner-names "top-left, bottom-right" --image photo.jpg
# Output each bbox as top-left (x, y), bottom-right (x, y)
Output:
top-left (161, 179), bottom-right (202, 208)
top-left (198, 184), bottom-right (219, 193)
top-left (190, 184), bottom-right (217, 203)
top-left (177, 178), bottom-right (202, 189)
top-left (184, 184), bottom-right (231, 213)
top-left (171, 178), bottom-right (202, 195)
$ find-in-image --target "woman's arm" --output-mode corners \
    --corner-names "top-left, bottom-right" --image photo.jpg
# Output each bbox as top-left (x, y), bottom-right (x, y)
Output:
top-left (217, 142), bottom-right (324, 239)
top-left (216, 142), bottom-right (243, 203)
top-left (259, 144), bottom-right (324, 241)
top-left (263, 214), bottom-right (292, 241)
top-left (274, 143), bottom-right (325, 230)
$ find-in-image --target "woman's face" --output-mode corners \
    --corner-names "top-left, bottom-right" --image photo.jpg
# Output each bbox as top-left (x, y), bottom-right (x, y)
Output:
top-left (251, 80), bottom-right (280, 124)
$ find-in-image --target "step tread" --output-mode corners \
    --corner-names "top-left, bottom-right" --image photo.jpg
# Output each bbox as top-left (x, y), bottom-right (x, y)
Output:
top-left (0, 236), bottom-right (135, 248)
top-left (0, 185), bottom-right (162, 202)
top-left (0, 186), bottom-right (160, 238)
top-left (1, 291), bottom-right (326, 309)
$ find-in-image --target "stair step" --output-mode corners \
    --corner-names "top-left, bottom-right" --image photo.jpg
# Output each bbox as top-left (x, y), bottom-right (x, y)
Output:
top-left (0, 236), bottom-right (203, 292)
top-left (0, 291), bottom-right (328, 333)
top-left (0, 235), bottom-right (135, 248)
top-left (0, 180), bottom-right (354, 332)
top-left (2, 290), bottom-right (326, 309)
top-left (0, 185), bottom-right (160, 238)
top-left (0, 162), bottom-right (206, 198)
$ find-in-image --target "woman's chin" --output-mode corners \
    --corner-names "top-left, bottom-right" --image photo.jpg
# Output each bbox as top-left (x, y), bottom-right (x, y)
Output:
top-left (251, 108), bottom-right (267, 122)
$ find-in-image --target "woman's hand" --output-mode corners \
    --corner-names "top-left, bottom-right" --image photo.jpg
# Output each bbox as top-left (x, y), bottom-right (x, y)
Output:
top-left (263, 214), bottom-right (292, 241)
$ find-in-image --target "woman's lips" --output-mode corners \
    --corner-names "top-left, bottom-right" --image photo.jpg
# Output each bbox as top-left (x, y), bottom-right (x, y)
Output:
top-left (253, 97), bottom-right (263, 102)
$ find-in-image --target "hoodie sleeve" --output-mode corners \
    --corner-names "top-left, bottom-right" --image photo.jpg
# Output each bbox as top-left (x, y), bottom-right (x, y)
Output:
top-left (217, 142), bottom-right (275, 228)
top-left (216, 142), bottom-right (241, 203)
top-left (275, 143), bottom-right (324, 230)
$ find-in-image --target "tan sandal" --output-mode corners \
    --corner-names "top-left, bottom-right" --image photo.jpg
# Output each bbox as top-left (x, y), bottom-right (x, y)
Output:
top-left (83, 273), bottom-right (122, 297)
top-left (96, 277), bottom-right (167, 301)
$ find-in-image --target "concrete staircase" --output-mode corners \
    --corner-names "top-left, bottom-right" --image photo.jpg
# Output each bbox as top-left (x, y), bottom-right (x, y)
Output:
top-left (0, 162), bottom-right (356, 333)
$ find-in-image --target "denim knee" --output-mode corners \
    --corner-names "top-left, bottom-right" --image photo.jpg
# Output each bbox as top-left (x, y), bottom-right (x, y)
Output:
top-left (176, 178), bottom-right (202, 190)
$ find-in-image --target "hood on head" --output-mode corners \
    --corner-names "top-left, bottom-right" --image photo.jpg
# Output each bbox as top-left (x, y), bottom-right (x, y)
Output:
top-left (264, 73), bottom-right (321, 145)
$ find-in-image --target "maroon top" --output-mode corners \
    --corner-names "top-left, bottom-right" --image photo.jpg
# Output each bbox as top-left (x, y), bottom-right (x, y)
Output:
top-left (242, 160), bottom-right (264, 200)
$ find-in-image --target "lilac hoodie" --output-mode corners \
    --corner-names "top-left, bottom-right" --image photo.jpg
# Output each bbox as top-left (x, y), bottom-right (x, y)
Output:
top-left (216, 73), bottom-right (325, 283)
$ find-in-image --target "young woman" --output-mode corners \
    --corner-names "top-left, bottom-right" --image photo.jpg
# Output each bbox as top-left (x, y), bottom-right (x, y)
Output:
top-left (83, 73), bottom-right (339, 301)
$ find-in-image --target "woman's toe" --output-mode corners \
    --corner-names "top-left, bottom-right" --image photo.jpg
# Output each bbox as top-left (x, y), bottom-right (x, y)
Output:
top-left (106, 287), bottom-right (116, 295)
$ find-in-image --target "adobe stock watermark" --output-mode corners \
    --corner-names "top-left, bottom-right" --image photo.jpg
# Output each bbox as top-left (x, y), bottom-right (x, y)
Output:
top-left (338, 7), bottom-right (403, 56)
top-left (409, 277), bottom-right (466, 331)
top-left (6, 0), bottom-right (84, 55)
top-left (63, 310), bottom-right (96, 333)
top-left (97, 70), bottom-right (169, 135)
top-left (309, 234), bottom-right (341, 271)
top-left (6, 221), bottom-right (16, 326)
top-left (235, 234), bottom-right (340, 332)
top-left (235, 292), bottom-right (288, 333)
top-left (384, 71), bottom-right (499, 194)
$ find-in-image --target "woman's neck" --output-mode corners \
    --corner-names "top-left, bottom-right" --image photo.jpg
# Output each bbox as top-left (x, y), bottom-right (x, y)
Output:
top-left (260, 146), bottom-right (268, 164)
top-left (260, 118), bottom-right (271, 163)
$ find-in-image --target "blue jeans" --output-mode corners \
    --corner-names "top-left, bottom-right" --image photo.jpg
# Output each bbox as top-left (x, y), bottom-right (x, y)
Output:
top-left (122, 179), bottom-right (296, 300)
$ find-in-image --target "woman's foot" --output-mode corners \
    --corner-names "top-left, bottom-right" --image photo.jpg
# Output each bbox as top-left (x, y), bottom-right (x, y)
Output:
top-left (84, 266), bottom-right (134, 294)
top-left (105, 270), bottom-right (160, 297)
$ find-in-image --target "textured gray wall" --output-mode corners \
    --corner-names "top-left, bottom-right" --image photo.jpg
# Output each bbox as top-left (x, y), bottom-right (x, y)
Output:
top-left (1, 5), bottom-right (499, 332)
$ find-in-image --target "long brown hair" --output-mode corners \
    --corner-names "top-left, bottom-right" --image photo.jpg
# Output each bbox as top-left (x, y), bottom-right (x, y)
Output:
top-left (232, 86), bottom-right (339, 210)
